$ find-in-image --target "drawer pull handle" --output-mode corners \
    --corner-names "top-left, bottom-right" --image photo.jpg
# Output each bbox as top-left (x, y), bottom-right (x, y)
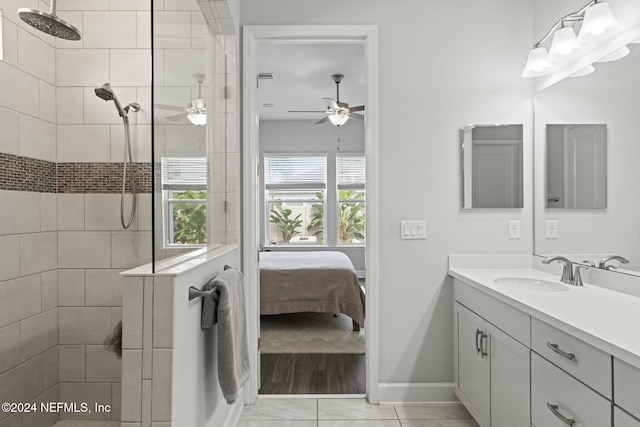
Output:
top-left (475, 329), bottom-right (482, 354)
top-left (547, 342), bottom-right (576, 361)
top-left (547, 402), bottom-right (576, 426)
top-left (480, 332), bottom-right (488, 358)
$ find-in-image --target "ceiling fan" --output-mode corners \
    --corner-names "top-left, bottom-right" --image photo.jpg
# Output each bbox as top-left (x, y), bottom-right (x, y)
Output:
top-left (289, 74), bottom-right (364, 127)
top-left (155, 74), bottom-right (207, 126)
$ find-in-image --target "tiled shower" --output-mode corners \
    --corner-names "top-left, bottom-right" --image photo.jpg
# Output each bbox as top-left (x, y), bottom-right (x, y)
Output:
top-left (0, 0), bottom-right (237, 425)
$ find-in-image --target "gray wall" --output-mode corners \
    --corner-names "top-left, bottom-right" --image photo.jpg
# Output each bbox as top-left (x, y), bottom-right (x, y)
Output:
top-left (242, 0), bottom-right (534, 393)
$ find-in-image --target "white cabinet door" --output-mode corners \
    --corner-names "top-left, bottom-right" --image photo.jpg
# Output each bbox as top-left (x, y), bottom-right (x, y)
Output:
top-left (455, 303), bottom-right (490, 427)
top-left (614, 358), bottom-right (640, 420)
top-left (489, 325), bottom-right (530, 427)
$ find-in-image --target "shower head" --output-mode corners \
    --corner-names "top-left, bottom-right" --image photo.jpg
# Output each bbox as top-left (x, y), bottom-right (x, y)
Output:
top-left (17, 1), bottom-right (81, 41)
top-left (95, 83), bottom-right (125, 117)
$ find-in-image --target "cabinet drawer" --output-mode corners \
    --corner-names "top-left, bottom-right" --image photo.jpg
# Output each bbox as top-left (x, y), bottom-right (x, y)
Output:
top-left (532, 353), bottom-right (611, 427)
top-left (531, 318), bottom-right (611, 398)
top-left (614, 358), bottom-right (640, 420)
top-left (454, 279), bottom-right (530, 345)
top-left (615, 407), bottom-right (640, 427)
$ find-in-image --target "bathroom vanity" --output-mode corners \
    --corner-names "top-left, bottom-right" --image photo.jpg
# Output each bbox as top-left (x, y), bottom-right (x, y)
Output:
top-left (449, 256), bottom-right (640, 427)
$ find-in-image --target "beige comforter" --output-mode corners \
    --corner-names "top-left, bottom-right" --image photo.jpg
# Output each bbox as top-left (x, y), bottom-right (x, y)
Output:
top-left (259, 251), bottom-right (365, 327)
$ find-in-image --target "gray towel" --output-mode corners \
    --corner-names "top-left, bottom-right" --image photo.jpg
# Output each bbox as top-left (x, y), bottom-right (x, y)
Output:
top-left (200, 269), bottom-right (250, 404)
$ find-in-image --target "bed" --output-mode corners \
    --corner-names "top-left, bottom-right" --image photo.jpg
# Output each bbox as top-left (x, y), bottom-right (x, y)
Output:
top-left (259, 251), bottom-right (365, 331)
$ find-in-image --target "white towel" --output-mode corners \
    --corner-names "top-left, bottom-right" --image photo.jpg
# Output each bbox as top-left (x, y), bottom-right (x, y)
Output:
top-left (201, 269), bottom-right (250, 404)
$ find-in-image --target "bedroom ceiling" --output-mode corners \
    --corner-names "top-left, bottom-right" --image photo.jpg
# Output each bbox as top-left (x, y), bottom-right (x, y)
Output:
top-left (257, 43), bottom-right (365, 121)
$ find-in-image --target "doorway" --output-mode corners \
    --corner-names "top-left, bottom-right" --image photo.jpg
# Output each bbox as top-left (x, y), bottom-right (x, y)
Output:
top-left (242, 25), bottom-right (380, 404)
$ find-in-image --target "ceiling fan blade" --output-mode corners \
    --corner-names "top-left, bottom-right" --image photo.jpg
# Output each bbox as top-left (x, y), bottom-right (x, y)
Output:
top-left (349, 113), bottom-right (364, 121)
top-left (154, 103), bottom-right (185, 112)
top-left (323, 98), bottom-right (340, 110)
top-left (315, 116), bottom-right (330, 125)
top-left (166, 112), bottom-right (188, 121)
top-left (349, 105), bottom-right (365, 112)
top-left (288, 110), bottom-right (327, 113)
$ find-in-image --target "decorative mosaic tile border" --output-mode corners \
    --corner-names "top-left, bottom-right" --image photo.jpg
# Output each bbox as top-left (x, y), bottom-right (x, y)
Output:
top-left (0, 152), bottom-right (57, 193)
top-left (57, 163), bottom-right (152, 194)
top-left (0, 153), bottom-right (152, 193)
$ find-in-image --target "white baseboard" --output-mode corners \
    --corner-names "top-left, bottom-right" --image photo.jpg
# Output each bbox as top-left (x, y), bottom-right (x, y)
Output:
top-left (378, 382), bottom-right (457, 404)
top-left (356, 270), bottom-right (365, 279)
top-left (221, 397), bottom-right (244, 427)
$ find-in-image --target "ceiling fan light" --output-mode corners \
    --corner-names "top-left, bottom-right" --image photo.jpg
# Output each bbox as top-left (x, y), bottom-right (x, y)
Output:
top-left (328, 112), bottom-right (349, 127)
top-left (596, 45), bottom-right (630, 62)
top-left (578, 2), bottom-right (622, 43)
top-left (521, 46), bottom-right (555, 77)
top-left (187, 112), bottom-right (207, 126)
top-left (569, 64), bottom-right (595, 77)
top-left (549, 27), bottom-right (585, 61)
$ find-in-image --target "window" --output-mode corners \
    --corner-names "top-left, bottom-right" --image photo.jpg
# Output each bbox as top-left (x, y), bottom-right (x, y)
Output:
top-left (264, 155), bottom-right (327, 245)
top-left (161, 157), bottom-right (207, 247)
top-left (337, 155), bottom-right (365, 244)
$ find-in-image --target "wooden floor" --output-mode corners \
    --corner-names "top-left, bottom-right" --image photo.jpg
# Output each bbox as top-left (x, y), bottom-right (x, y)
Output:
top-left (259, 353), bottom-right (366, 394)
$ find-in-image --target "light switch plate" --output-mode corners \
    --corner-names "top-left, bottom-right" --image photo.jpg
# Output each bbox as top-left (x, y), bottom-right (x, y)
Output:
top-left (401, 221), bottom-right (427, 240)
top-left (546, 220), bottom-right (558, 239)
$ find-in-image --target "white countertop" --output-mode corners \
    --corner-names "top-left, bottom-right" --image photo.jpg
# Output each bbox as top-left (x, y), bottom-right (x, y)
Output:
top-left (449, 266), bottom-right (640, 369)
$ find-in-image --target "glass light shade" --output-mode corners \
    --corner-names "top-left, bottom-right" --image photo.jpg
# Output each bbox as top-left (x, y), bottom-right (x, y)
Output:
top-left (521, 47), bottom-right (555, 77)
top-left (578, 2), bottom-right (622, 42)
top-left (569, 64), bottom-right (595, 77)
top-left (328, 112), bottom-right (349, 126)
top-left (549, 27), bottom-right (585, 61)
top-left (596, 45), bottom-right (630, 62)
top-left (187, 112), bottom-right (206, 126)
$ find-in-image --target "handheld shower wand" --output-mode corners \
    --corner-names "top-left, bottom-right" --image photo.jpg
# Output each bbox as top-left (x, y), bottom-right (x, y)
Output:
top-left (94, 83), bottom-right (140, 117)
top-left (94, 83), bottom-right (140, 229)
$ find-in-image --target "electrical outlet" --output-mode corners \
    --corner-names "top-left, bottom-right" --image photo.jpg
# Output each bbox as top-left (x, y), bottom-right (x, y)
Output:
top-left (546, 220), bottom-right (558, 239)
top-left (508, 220), bottom-right (520, 239)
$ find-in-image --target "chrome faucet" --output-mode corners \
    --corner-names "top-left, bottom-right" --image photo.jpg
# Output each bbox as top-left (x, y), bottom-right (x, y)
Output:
top-left (598, 255), bottom-right (629, 270)
top-left (572, 264), bottom-right (589, 286)
top-left (543, 256), bottom-right (573, 284)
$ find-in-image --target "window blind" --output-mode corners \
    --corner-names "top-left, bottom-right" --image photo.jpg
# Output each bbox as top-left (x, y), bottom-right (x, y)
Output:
top-left (264, 155), bottom-right (327, 189)
top-left (161, 157), bottom-right (207, 190)
top-left (337, 155), bottom-right (365, 189)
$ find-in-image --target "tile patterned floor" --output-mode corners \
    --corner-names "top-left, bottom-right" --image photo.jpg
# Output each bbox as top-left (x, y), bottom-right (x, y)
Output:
top-left (239, 398), bottom-right (480, 427)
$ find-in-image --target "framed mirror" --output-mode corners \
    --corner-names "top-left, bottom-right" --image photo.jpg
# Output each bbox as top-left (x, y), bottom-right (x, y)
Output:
top-left (461, 124), bottom-right (523, 209)
top-left (546, 124), bottom-right (607, 209)
top-left (534, 44), bottom-right (640, 274)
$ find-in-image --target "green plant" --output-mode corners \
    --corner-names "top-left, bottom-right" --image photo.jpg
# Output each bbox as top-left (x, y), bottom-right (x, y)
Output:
top-left (306, 191), bottom-right (325, 242)
top-left (338, 190), bottom-right (365, 243)
top-left (270, 203), bottom-right (302, 243)
top-left (172, 190), bottom-right (207, 244)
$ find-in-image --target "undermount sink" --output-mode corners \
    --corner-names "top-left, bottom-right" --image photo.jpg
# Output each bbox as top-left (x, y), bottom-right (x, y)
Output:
top-left (493, 277), bottom-right (569, 292)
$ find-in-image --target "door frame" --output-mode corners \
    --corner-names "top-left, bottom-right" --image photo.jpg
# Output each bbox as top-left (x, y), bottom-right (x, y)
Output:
top-left (242, 24), bottom-right (380, 404)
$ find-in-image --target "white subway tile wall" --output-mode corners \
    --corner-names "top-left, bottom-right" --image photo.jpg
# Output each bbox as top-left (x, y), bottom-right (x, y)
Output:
top-left (0, 0), bottom-right (236, 424)
top-left (0, 7), bottom-right (65, 427)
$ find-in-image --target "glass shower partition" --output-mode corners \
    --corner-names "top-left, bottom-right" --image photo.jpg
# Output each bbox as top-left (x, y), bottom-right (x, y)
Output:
top-left (151, 0), bottom-right (237, 271)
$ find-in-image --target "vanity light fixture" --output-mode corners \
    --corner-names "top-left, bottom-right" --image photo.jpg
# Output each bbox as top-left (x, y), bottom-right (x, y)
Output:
top-left (596, 45), bottom-right (630, 62)
top-left (549, 26), bottom-right (585, 61)
top-left (569, 64), bottom-right (595, 77)
top-left (521, 47), bottom-right (555, 77)
top-left (522, 0), bottom-right (623, 78)
top-left (577, 1), bottom-right (622, 42)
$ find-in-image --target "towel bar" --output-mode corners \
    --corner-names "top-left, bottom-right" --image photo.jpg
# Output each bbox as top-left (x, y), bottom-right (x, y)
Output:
top-left (188, 286), bottom-right (217, 301)
top-left (188, 265), bottom-right (235, 301)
